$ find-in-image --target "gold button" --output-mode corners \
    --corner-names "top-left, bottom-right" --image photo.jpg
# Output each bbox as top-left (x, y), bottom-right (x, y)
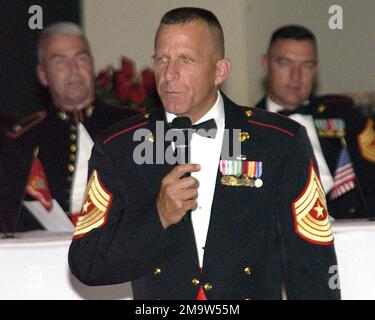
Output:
top-left (69, 154), bottom-right (76, 162)
top-left (317, 104), bottom-right (326, 113)
top-left (70, 144), bottom-right (77, 153)
top-left (244, 267), bottom-right (252, 275)
top-left (70, 125), bottom-right (77, 132)
top-left (68, 164), bottom-right (75, 172)
top-left (144, 113), bottom-right (150, 119)
top-left (70, 133), bottom-right (77, 141)
top-left (85, 106), bottom-right (94, 117)
top-left (58, 112), bottom-right (68, 121)
top-left (153, 268), bottom-right (161, 276)
top-left (245, 110), bottom-right (253, 118)
top-left (146, 133), bottom-right (155, 143)
top-left (203, 283), bottom-right (213, 291)
top-left (192, 278), bottom-right (200, 286)
top-left (349, 208), bottom-right (356, 214)
top-left (240, 131), bottom-right (250, 142)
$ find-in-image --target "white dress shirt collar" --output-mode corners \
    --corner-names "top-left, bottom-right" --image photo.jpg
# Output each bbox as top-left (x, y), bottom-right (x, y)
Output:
top-left (266, 96), bottom-right (286, 113)
top-left (266, 96), bottom-right (310, 113)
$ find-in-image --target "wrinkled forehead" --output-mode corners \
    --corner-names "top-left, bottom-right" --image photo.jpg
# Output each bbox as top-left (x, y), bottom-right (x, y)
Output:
top-left (155, 21), bottom-right (223, 58)
top-left (40, 35), bottom-right (91, 61)
top-left (269, 39), bottom-right (318, 60)
top-left (156, 21), bottom-right (210, 41)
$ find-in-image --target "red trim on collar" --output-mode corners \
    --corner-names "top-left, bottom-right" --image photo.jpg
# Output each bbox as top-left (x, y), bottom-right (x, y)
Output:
top-left (103, 121), bottom-right (149, 144)
top-left (248, 120), bottom-right (295, 137)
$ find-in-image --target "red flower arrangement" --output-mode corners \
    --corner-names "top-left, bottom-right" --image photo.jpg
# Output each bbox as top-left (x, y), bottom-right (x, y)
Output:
top-left (95, 56), bottom-right (160, 111)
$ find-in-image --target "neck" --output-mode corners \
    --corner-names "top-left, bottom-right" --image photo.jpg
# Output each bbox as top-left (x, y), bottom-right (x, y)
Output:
top-left (187, 92), bottom-right (220, 124)
top-left (267, 95), bottom-right (299, 111)
top-left (54, 96), bottom-right (94, 113)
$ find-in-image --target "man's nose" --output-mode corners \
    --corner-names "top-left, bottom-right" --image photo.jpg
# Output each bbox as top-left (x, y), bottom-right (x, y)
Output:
top-left (290, 64), bottom-right (302, 81)
top-left (68, 59), bottom-right (79, 73)
top-left (164, 60), bottom-right (179, 81)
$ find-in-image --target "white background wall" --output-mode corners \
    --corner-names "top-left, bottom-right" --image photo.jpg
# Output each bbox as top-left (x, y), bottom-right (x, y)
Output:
top-left (83, 0), bottom-right (375, 107)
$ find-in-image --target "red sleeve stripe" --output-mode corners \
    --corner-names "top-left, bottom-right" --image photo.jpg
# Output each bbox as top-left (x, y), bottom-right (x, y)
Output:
top-left (103, 121), bottom-right (149, 144)
top-left (248, 120), bottom-right (295, 137)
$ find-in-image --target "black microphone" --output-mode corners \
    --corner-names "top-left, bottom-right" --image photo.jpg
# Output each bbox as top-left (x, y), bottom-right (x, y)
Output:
top-left (170, 116), bottom-right (192, 170)
top-left (170, 117), bottom-right (193, 222)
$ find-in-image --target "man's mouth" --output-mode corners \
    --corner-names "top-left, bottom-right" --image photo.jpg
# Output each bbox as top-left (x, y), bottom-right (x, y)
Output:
top-left (68, 80), bottom-right (84, 87)
top-left (165, 90), bottom-right (182, 94)
top-left (287, 85), bottom-right (301, 91)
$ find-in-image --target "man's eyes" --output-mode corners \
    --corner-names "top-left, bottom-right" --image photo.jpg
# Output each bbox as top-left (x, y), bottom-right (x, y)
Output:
top-left (302, 61), bottom-right (316, 69)
top-left (76, 54), bottom-right (90, 63)
top-left (275, 59), bottom-right (316, 70)
top-left (276, 59), bottom-right (292, 67)
top-left (181, 56), bottom-right (194, 63)
top-left (154, 56), bottom-right (168, 64)
top-left (52, 54), bottom-right (90, 65)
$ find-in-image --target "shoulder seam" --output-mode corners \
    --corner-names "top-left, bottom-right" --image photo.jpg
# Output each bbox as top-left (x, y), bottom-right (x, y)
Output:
top-left (103, 121), bottom-right (149, 145)
top-left (5, 111), bottom-right (46, 139)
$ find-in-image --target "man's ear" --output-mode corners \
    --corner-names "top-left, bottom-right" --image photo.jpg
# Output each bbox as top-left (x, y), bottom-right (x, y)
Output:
top-left (215, 58), bottom-right (232, 86)
top-left (36, 64), bottom-right (48, 87)
top-left (261, 54), bottom-right (270, 75)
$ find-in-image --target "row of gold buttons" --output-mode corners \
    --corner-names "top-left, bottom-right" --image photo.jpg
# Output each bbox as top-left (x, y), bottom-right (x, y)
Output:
top-left (68, 124), bottom-right (77, 173)
top-left (191, 279), bottom-right (213, 291)
top-left (152, 266), bottom-right (253, 297)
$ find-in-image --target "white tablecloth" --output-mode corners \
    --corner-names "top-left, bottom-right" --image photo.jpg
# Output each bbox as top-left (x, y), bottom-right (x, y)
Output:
top-left (0, 219), bottom-right (374, 300)
top-left (331, 219), bottom-right (375, 300)
top-left (0, 231), bottom-right (133, 300)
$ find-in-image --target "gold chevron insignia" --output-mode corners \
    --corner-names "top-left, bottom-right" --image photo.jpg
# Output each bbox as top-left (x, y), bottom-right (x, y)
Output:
top-left (73, 170), bottom-right (112, 239)
top-left (358, 118), bottom-right (375, 164)
top-left (292, 162), bottom-right (333, 245)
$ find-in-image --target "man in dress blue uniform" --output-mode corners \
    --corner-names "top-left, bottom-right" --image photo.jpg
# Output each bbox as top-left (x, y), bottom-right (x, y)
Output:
top-left (69, 8), bottom-right (340, 300)
top-left (0, 22), bottom-right (136, 234)
top-left (256, 25), bottom-right (375, 219)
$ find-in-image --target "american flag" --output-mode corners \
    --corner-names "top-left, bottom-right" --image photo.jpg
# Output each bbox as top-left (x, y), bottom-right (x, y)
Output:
top-left (329, 147), bottom-right (356, 200)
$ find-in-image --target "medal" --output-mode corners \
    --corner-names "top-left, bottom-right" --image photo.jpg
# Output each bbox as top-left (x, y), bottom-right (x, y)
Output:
top-left (221, 175), bottom-right (239, 186)
top-left (220, 160), bottom-right (263, 188)
top-left (255, 178), bottom-right (263, 188)
top-left (315, 119), bottom-right (345, 138)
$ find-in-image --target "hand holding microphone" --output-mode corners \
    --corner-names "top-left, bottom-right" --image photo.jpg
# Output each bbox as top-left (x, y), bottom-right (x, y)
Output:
top-left (157, 163), bottom-right (200, 230)
top-left (157, 116), bottom-right (200, 230)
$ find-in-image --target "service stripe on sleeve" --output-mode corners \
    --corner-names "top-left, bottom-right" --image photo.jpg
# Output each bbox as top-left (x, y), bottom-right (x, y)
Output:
top-left (292, 161), bottom-right (334, 245)
top-left (73, 170), bottom-right (112, 239)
